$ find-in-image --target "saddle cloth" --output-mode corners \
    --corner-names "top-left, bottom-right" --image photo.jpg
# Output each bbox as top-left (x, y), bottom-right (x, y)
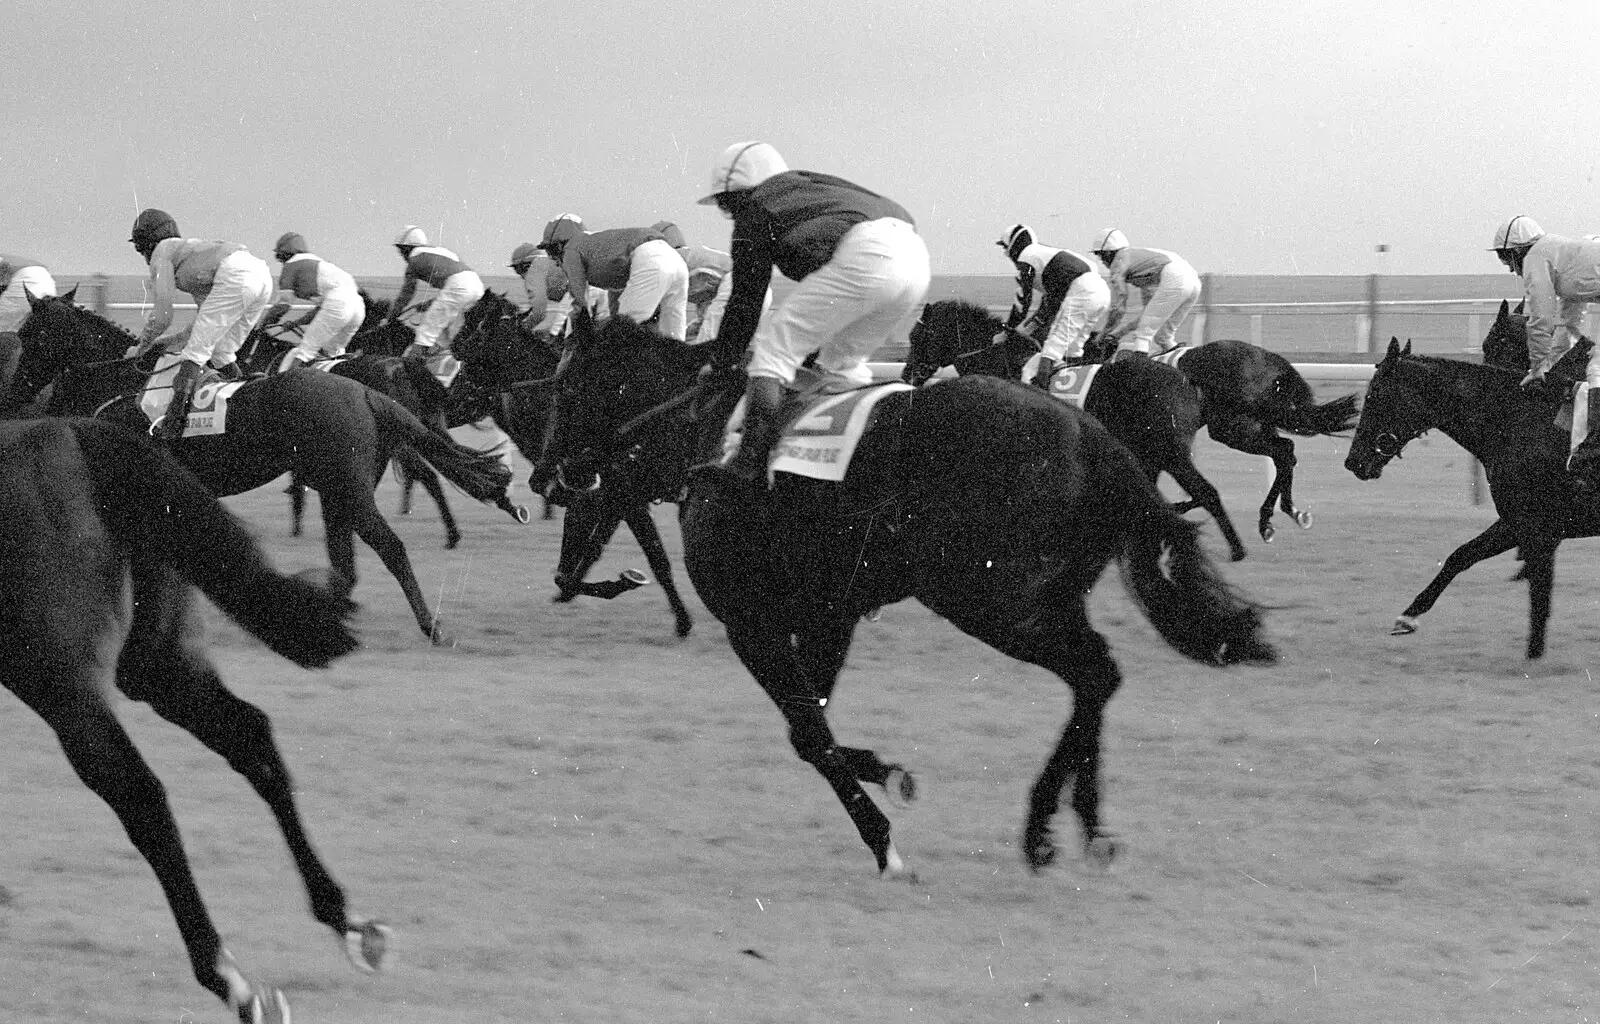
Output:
top-left (138, 354), bottom-right (247, 438)
top-left (721, 371), bottom-right (913, 483)
top-left (1151, 344), bottom-right (1195, 369)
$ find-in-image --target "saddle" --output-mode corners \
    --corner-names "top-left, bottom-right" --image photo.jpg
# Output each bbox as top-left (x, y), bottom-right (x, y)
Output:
top-left (138, 354), bottom-right (250, 438)
top-left (719, 367), bottom-right (911, 483)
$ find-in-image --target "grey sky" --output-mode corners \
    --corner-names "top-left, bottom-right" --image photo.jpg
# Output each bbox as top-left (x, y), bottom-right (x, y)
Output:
top-left (7, 0), bottom-right (1597, 277)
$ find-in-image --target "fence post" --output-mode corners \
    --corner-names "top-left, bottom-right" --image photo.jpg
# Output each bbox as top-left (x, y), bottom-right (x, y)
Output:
top-left (1200, 272), bottom-right (1214, 345)
top-left (89, 272), bottom-right (109, 314)
top-left (1364, 273), bottom-right (1379, 353)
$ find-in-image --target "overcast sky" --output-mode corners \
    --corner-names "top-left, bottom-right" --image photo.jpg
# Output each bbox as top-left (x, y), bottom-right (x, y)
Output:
top-left (7, 0), bottom-right (1597, 278)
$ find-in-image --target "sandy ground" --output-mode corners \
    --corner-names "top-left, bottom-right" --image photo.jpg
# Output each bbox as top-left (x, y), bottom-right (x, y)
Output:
top-left (2, 415), bottom-right (1599, 1023)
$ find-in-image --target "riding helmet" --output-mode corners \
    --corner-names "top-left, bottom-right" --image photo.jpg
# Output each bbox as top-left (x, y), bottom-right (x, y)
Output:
top-left (274, 232), bottom-right (309, 259)
top-left (1091, 228), bottom-right (1129, 255)
top-left (129, 208), bottom-right (180, 245)
top-left (650, 221), bottom-right (688, 249)
top-left (1490, 216), bottom-right (1544, 251)
top-left (996, 224), bottom-right (1035, 260)
top-left (394, 225), bottom-right (428, 248)
top-left (509, 242), bottom-right (542, 268)
top-left (697, 142), bottom-right (788, 205)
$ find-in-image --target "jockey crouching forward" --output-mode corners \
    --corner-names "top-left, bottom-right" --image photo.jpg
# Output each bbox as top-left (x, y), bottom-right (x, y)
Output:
top-left (0, 254), bottom-right (56, 331)
top-left (538, 216), bottom-right (689, 340)
top-left (510, 236), bottom-right (610, 337)
top-left (270, 232), bottom-right (365, 371)
top-left (696, 140), bottom-right (930, 488)
top-left (1092, 229), bottom-right (1201, 360)
top-left (391, 225), bottom-right (483, 385)
top-left (1492, 215), bottom-right (1600, 486)
top-left (129, 208), bottom-right (272, 441)
top-left (994, 224), bottom-right (1110, 387)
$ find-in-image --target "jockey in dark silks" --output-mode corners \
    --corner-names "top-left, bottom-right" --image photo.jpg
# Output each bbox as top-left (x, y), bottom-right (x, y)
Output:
top-left (994, 224), bottom-right (1110, 388)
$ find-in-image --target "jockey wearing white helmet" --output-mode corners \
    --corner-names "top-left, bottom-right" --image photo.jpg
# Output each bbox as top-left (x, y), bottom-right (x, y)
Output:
top-left (1092, 228), bottom-right (1202, 359)
top-left (696, 140), bottom-right (930, 488)
top-left (129, 208), bottom-right (273, 441)
top-left (995, 224), bottom-right (1109, 387)
top-left (390, 224), bottom-right (483, 385)
top-left (0, 252), bottom-right (56, 332)
top-left (269, 231), bottom-right (365, 371)
top-left (539, 214), bottom-right (689, 340)
top-left (1493, 215), bottom-right (1600, 486)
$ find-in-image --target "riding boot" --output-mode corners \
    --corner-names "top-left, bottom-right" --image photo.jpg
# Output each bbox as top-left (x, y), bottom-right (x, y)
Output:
top-left (1568, 391), bottom-right (1600, 491)
top-left (157, 359), bottom-right (204, 442)
top-left (213, 360), bottom-right (243, 382)
top-left (723, 376), bottom-right (786, 487)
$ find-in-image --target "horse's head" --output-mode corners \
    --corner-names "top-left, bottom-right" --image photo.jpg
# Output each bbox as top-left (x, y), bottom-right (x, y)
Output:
top-left (9, 292), bottom-right (134, 406)
top-left (1482, 298), bottom-right (1529, 373)
top-left (902, 299), bottom-right (1025, 386)
top-left (451, 289), bottom-right (516, 365)
top-left (542, 316), bottom-right (687, 492)
top-left (1345, 338), bottom-right (1435, 480)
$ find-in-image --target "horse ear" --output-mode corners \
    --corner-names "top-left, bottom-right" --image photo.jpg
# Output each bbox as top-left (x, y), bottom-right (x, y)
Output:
top-left (1514, 300), bottom-right (1525, 315)
top-left (23, 286), bottom-right (39, 306)
top-left (62, 284), bottom-right (78, 304)
top-left (1402, 339), bottom-right (1412, 356)
top-left (1496, 299), bottom-right (1510, 321)
top-left (1384, 337), bottom-right (1402, 360)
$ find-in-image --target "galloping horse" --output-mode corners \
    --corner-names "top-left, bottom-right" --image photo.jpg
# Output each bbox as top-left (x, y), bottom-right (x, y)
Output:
top-left (544, 317), bottom-right (1275, 876)
top-left (1344, 337), bottom-right (1597, 659)
top-left (906, 299), bottom-right (1360, 544)
top-left (904, 299), bottom-right (1249, 560)
top-left (5, 292), bottom-right (512, 645)
top-left (450, 290), bottom-right (699, 635)
top-left (0, 417), bottom-right (387, 1022)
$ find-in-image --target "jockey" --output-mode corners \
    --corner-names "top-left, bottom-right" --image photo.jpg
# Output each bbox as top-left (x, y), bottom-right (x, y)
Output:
top-left (129, 208), bottom-right (272, 441)
top-left (390, 225), bottom-right (483, 384)
top-left (1492, 216), bottom-right (1600, 483)
top-left (0, 254), bottom-right (56, 331)
top-left (697, 140), bottom-right (930, 488)
top-left (510, 236), bottom-right (609, 336)
top-left (994, 224), bottom-right (1110, 387)
top-left (1092, 228), bottom-right (1202, 360)
top-left (649, 220), bottom-right (739, 346)
top-left (537, 216), bottom-right (689, 341)
top-left (269, 232), bottom-right (365, 371)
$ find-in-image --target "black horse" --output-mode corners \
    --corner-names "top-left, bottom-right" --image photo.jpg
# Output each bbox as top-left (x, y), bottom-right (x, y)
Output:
top-left (5, 292), bottom-right (513, 645)
top-left (906, 299), bottom-right (1360, 544)
top-left (544, 317), bottom-right (1275, 876)
top-left (903, 299), bottom-right (1249, 560)
top-left (451, 290), bottom-right (698, 635)
top-left (1344, 337), bottom-right (1598, 659)
top-left (0, 417), bottom-right (387, 1022)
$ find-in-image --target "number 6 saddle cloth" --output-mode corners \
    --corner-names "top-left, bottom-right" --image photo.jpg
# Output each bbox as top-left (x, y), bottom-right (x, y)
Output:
top-left (138, 353), bottom-right (249, 438)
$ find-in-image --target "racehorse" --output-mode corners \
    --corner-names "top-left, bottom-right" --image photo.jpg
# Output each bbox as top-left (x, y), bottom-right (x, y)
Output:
top-left (903, 300), bottom-right (1249, 561)
top-left (236, 298), bottom-right (528, 548)
top-left (544, 316), bottom-right (1276, 876)
top-left (5, 292), bottom-right (513, 645)
top-left (1344, 337), bottom-right (1598, 659)
top-left (450, 290), bottom-right (699, 635)
top-left (0, 417), bottom-right (388, 1022)
top-left (905, 299), bottom-right (1360, 544)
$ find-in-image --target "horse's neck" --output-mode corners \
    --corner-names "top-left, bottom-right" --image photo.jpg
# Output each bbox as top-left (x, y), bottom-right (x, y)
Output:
top-left (1413, 362), bottom-right (1515, 458)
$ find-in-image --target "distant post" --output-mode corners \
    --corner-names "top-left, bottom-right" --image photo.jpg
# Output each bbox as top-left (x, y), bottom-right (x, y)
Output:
top-left (89, 272), bottom-right (110, 315)
top-left (1200, 273), bottom-right (1214, 345)
top-left (1366, 244), bottom-right (1389, 353)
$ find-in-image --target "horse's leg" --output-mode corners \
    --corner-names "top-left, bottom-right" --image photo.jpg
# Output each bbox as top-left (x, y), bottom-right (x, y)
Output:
top-left (395, 457), bottom-right (415, 515)
top-left (793, 620), bottom-right (915, 805)
top-left (322, 490), bottom-right (448, 645)
top-left (9, 587), bottom-right (285, 1017)
top-left (552, 492), bottom-right (623, 602)
top-left (116, 576), bottom-right (389, 972)
top-left (395, 446), bottom-right (461, 549)
top-left (1162, 455), bottom-right (1249, 562)
top-left (1206, 413), bottom-right (1302, 542)
top-left (286, 472), bottom-right (308, 538)
top-left (620, 502), bottom-right (694, 638)
top-left (1391, 519), bottom-right (1520, 635)
top-left (1520, 535), bottom-right (1559, 660)
top-left (723, 619), bottom-right (909, 878)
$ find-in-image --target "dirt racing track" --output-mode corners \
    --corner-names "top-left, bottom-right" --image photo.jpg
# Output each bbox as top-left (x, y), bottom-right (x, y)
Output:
top-left (2, 418), bottom-right (1598, 1023)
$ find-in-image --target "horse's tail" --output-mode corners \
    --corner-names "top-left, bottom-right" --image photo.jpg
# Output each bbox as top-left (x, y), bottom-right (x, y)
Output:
top-left (1094, 434), bottom-right (1276, 667)
top-left (68, 419), bottom-right (359, 669)
top-left (365, 389), bottom-right (512, 502)
top-left (1278, 390), bottom-right (1360, 437)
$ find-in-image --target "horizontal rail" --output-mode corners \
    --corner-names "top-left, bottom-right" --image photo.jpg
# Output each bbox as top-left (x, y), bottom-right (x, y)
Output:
top-left (866, 362), bottom-right (1375, 383)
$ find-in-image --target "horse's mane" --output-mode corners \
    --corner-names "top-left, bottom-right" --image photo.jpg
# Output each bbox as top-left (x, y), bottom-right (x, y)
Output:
top-left (52, 296), bottom-right (143, 346)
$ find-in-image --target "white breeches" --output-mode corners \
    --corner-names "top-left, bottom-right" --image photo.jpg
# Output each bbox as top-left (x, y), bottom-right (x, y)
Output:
top-left (1039, 273), bottom-right (1111, 361)
top-left (746, 218), bottom-right (931, 386)
top-left (415, 271), bottom-right (485, 349)
top-left (179, 252), bottom-right (272, 367)
top-left (288, 287), bottom-right (366, 363)
top-left (0, 266), bottom-right (56, 331)
top-left (1118, 260), bottom-right (1202, 354)
top-left (617, 239), bottom-right (690, 341)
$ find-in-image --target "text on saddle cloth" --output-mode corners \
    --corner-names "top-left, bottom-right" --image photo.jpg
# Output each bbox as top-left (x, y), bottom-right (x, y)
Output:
top-left (720, 381), bottom-right (914, 483)
top-left (138, 354), bottom-right (247, 438)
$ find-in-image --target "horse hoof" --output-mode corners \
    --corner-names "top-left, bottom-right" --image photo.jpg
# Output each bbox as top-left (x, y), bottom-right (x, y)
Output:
top-left (428, 621), bottom-right (455, 647)
top-left (1085, 831), bottom-right (1119, 872)
top-left (863, 606), bottom-right (883, 622)
top-left (1390, 616), bottom-right (1418, 636)
top-left (879, 838), bottom-right (918, 882)
top-left (619, 569), bottom-right (650, 588)
top-left (674, 614), bottom-right (693, 639)
top-left (1230, 547), bottom-right (1248, 562)
top-left (232, 987), bottom-right (290, 1024)
top-left (1295, 510), bottom-right (1314, 529)
top-left (343, 918), bottom-right (393, 973)
top-left (514, 505), bottom-right (532, 524)
top-left (883, 767), bottom-right (918, 808)
top-left (445, 533), bottom-right (462, 550)
top-left (1260, 524), bottom-right (1276, 543)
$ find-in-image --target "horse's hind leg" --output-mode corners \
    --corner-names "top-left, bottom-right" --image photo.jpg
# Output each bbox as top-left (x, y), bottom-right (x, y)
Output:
top-left (621, 503), bottom-right (694, 638)
top-left (1520, 535), bottom-right (1559, 660)
top-left (323, 490), bottom-right (446, 645)
top-left (1207, 415), bottom-right (1303, 542)
top-left (724, 619), bottom-right (909, 877)
top-left (1164, 456), bottom-right (1248, 562)
top-left (1392, 519), bottom-right (1519, 635)
top-left (116, 582), bottom-right (389, 972)
top-left (286, 472), bottom-right (308, 538)
top-left (794, 621), bottom-right (915, 804)
top-left (395, 447), bottom-right (461, 549)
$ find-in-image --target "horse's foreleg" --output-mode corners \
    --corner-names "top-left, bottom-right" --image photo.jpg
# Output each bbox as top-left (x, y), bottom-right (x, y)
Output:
top-left (793, 621), bottom-right (914, 802)
top-left (1393, 520), bottom-right (1520, 635)
top-left (621, 503), bottom-right (694, 638)
top-left (1165, 459), bottom-right (1248, 562)
top-left (286, 474), bottom-right (308, 538)
top-left (552, 493), bottom-right (622, 603)
top-left (1521, 537), bottom-right (1559, 660)
top-left (330, 497), bottom-right (448, 645)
